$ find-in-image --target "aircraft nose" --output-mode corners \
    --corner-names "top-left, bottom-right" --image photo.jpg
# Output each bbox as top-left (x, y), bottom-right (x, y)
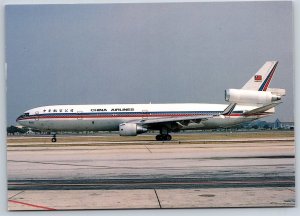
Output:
top-left (16, 115), bottom-right (22, 122)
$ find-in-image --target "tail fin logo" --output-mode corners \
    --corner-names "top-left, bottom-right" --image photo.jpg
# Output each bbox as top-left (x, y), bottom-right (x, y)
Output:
top-left (254, 75), bottom-right (262, 82)
top-left (242, 61), bottom-right (278, 91)
top-left (258, 61), bottom-right (278, 91)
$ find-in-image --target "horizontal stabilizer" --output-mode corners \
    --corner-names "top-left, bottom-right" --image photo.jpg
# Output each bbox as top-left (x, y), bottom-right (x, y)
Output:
top-left (243, 102), bottom-right (282, 116)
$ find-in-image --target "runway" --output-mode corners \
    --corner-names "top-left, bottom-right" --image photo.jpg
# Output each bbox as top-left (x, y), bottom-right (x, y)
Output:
top-left (6, 132), bottom-right (295, 210)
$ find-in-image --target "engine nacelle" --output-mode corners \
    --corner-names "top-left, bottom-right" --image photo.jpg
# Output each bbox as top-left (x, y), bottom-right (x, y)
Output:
top-left (119, 123), bottom-right (148, 136)
top-left (225, 89), bottom-right (281, 104)
top-left (267, 88), bottom-right (286, 97)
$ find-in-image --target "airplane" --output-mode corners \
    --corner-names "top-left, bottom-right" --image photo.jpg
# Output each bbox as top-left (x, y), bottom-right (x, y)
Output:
top-left (16, 61), bottom-right (286, 142)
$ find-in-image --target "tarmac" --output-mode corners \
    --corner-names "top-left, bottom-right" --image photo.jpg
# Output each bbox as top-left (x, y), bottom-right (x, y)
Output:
top-left (6, 132), bottom-right (295, 210)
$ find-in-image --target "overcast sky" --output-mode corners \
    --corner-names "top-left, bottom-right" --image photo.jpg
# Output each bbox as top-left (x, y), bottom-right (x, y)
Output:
top-left (5, 1), bottom-right (293, 125)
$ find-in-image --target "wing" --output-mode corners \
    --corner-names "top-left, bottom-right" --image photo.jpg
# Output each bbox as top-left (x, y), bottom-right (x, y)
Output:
top-left (128, 114), bottom-right (214, 131)
top-left (126, 103), bottom-right (236, 131)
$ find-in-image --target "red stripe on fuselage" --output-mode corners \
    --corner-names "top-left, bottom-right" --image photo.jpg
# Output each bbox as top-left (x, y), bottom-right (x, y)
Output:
top-left (17, 113), bottom-right (260, 122)
top-left (19, 114), bottom-right (206, 120)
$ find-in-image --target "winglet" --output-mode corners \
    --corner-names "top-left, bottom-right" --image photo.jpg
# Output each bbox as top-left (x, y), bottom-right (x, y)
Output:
top-left (242, 61), bottom-right (278, 91)
top-left (221, 103), bottom-right (236, 116)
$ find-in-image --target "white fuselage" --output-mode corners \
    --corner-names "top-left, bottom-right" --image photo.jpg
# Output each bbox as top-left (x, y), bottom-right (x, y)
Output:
top-left (16, 103), bottom-right (270, 132)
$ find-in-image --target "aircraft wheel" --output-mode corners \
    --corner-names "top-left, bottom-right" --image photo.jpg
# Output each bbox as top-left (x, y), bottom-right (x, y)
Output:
top-left (156, 135), bottom-right (162, 141)
top-left (156, 134), bottom-right (172, 141)
top-left (51, 138), bottom-right (57, 142)
top-left (166, 134), bottom-right (172, 141)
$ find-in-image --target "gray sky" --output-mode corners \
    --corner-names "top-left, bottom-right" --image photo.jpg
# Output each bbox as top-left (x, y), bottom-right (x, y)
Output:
top-left (5, 2), bottom-right (293, 125)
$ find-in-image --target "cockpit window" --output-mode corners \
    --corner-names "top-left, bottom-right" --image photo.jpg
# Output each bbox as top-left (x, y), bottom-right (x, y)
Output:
top-left (19, 113), bottom-right (30, 118)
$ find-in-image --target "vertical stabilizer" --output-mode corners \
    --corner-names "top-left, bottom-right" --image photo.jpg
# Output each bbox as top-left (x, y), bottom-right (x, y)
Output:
top-left (242, 61), bottom-right (278, 91)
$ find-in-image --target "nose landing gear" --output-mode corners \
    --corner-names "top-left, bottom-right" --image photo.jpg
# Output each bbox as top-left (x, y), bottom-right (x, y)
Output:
top-left (51, 134), bottom-right (57, 142)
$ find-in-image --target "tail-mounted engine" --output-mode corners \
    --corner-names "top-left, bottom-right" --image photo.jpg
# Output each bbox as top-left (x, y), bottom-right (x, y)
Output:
top-left (225, 89), bottom-right (283, 105)
top-left (119, 123), bottom-right (148, 136)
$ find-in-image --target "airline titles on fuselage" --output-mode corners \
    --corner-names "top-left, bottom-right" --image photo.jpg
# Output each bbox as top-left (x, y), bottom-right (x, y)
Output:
top-left (41, 107), bottom-right (135, 113)
top-left (92, 108), bottom-right (135, 112)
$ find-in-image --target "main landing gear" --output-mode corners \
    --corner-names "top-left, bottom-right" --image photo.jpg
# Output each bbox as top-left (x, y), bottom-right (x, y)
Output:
top-left (156, 134), bottom-right (172, 141)
top-left (156, 128), bottom-right (172, 141)
top-left (51, 134), bottom-right (57, 142)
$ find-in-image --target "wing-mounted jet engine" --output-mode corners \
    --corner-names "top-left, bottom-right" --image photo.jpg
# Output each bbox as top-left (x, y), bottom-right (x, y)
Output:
top-left (119, 123), bottom-right (148, 136)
